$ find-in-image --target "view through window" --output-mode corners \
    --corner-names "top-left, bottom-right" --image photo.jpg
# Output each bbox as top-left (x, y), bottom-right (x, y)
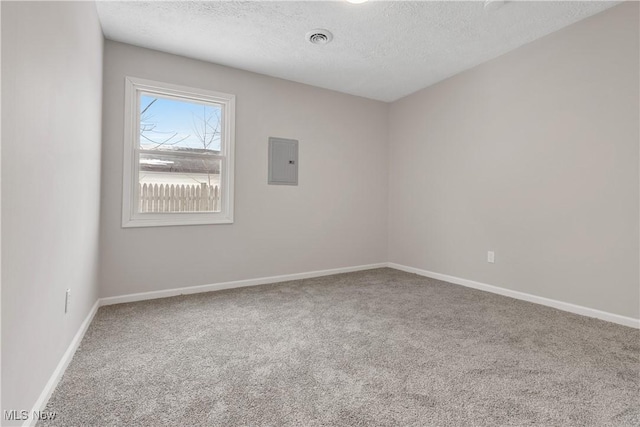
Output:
top-left (122, 77), bottom-right (235, 227)
top-left (138, 94), bottom-right (223, 213)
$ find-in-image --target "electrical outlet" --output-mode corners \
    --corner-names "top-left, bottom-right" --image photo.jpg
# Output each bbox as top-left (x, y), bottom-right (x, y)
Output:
top-left (65, 289), bottom-right (71, 313)
top-left (487, 251), bottom-right (495, 263)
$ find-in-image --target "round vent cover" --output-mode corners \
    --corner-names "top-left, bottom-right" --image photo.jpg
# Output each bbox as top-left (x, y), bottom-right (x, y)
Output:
top-left (306, 29), bottom-right (333, 45)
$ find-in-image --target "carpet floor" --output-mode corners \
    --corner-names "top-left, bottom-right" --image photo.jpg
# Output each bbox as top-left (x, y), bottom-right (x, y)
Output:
top-left (41, 268), bottom-right (639, 426)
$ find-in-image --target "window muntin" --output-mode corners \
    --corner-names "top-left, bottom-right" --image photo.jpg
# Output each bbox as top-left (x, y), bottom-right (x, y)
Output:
top-left (122, 77), bottom-right (235, 227)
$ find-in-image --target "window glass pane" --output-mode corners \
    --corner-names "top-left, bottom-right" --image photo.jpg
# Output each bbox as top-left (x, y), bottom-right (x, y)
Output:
top-left (138, 152), bottom-right (222, 213)
top-left (139, 94), bottom-right (222, 154)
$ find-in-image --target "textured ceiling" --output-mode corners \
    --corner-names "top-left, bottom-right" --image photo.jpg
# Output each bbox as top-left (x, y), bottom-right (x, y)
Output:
top-left (96, 1), bottom-right (619, 102)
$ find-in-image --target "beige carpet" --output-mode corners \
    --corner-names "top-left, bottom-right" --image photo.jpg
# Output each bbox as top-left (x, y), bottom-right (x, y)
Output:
top-left (41, 268), bottom-right (639, 426)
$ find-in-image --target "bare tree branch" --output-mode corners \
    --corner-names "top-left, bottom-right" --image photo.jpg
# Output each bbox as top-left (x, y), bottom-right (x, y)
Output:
top-left (140, 98), bottom-right (157, 116)
top-left (139, 97), bottom-right (191, 149)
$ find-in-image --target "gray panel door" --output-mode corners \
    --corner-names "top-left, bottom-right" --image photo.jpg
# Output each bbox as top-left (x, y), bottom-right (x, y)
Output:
top-left (268, 137), bottom-right (298, 185)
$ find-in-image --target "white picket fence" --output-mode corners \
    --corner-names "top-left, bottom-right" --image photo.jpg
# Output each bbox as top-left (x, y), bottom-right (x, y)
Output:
top-left (139, 182), bottom-right (220, 212)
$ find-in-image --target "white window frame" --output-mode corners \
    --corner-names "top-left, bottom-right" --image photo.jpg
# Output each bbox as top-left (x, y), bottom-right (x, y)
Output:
top-left (122, 76), bottom-right (235, 228)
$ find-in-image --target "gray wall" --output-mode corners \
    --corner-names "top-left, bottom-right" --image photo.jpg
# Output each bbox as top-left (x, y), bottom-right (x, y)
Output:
top-left (100, 41), bottom-right (389, 298)
top-left (1, 1), bottom-right (104, 420)
top-left (388, 2), bottom-right (639, 319)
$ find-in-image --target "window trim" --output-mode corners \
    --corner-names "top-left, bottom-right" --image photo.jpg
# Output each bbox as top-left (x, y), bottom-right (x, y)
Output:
top-left (122, 76), bottom-right (235, 228)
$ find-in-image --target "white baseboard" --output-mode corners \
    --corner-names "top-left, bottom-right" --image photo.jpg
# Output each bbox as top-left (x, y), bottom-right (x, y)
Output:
top-left (100, 263), bottom-right (388, 306)
top-left (23, 299), bottom-right (100, 427)
top-left (387, 262), bottom-right (640, 329)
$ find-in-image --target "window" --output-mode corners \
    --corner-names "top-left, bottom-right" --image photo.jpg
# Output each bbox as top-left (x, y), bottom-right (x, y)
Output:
top-left (122, 77), bottom-right (235, 227)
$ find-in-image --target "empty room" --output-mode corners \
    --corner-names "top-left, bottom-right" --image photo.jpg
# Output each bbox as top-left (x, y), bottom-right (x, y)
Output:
top-left (1, 0), bottom-right (639, 425)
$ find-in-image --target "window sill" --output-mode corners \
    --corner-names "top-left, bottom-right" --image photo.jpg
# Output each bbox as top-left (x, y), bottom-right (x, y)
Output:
top-left (122, 214), bottom-right (234, 228)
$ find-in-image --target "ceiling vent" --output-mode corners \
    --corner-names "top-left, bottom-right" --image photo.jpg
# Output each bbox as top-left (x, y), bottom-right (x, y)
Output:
top-left (306, 29), bottom-right (333, 45)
